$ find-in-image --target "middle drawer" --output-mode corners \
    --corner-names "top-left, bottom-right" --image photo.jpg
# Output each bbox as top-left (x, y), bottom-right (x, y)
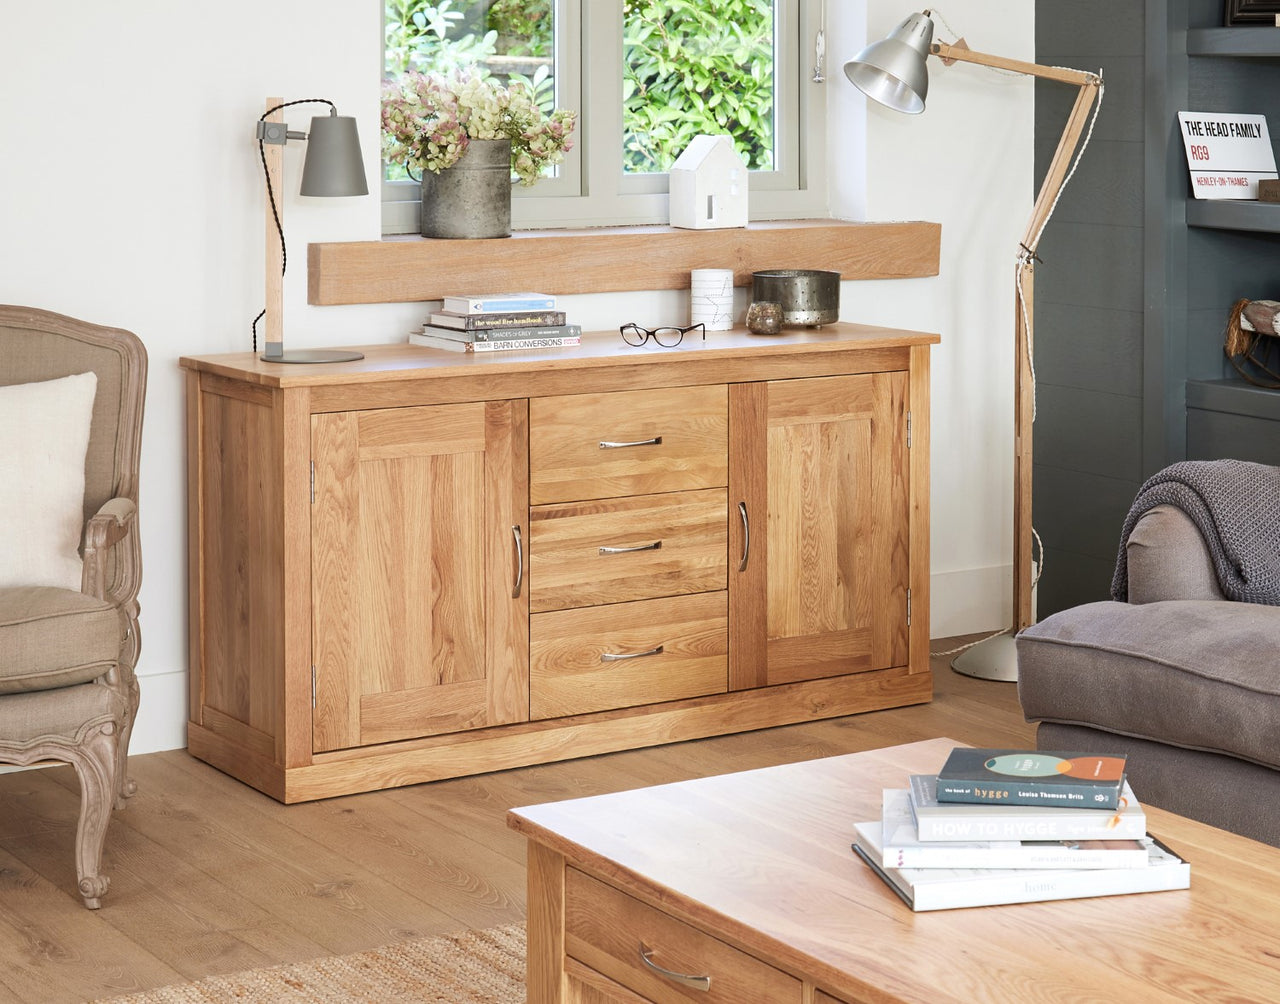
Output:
top-left (530, 489), bottom-right (728, 612)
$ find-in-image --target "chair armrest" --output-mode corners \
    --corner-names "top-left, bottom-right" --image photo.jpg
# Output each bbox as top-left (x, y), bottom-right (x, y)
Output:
top-left (81, 497), bottom-right (137, 601)
top-left (1125, 504), bottom-right (1226, 604)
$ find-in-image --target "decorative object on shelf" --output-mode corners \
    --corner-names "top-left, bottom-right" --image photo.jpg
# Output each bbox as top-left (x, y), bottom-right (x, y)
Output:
top-left (844, 10), bottom-right (1104, 682)
top-left (1225, 297), bottom-right (1280, 388)
top-left (1260, 179), bottom-right (1280, 201)
top-left (751, 269), bottom-right (839, 326)
top-left (1177, 110), bottom-right (1277, 200)
top-left (669, 135), bottom-right (749, 230)
top-left (689, 268), bottom-right (735, 330)
top-left (254, 97), bottom-right (368, 364)
top-left (1225, 0), bottom-right (1280, 26)
top-left (381, 69), bottom-right (576, 239)
top-left (745, 300), bottom-right (784, 335)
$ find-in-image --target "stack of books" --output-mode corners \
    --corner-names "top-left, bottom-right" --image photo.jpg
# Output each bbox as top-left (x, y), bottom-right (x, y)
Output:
top-left (852, 748), bottom-right (1191, 911)
top-left (408, 292), bottom-right (581, 352)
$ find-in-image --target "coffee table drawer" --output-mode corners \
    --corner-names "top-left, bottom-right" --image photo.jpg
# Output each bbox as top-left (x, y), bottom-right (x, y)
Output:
top-left (529, 592), bottom-right (728, 719)
top-left (529, 385), bottom-right (728, 504)
top-left (566, 869), bottom-right (800, 1004)
top-left (529, 489), bottom-right (728, 612)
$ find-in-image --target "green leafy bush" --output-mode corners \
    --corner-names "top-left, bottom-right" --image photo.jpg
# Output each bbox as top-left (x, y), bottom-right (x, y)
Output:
top-left (384, 0), bottom-right (775, 177)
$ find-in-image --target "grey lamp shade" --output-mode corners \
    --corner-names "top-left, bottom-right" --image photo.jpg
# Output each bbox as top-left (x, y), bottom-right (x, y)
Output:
top-left (299, 110), bottom-right (368, 197)
top-left (843, 10), bottom-right (935, 114)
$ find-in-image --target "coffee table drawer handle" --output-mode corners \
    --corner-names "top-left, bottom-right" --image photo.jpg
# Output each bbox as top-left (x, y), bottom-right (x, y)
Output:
top-left (600, 436), bottom-right (663, 449)
top-left (638, 943), bottom-right (711, 992)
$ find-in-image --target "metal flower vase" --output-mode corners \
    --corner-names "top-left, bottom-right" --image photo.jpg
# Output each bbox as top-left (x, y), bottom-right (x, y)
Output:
top-left (421, 138), bottom-right (513, 239)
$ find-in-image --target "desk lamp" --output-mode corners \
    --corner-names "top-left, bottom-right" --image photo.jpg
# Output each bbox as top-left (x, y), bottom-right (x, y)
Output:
top-left (255, 97), bottom-right (368, 363)
top-left (844, 11), bottom-right (1103, 681)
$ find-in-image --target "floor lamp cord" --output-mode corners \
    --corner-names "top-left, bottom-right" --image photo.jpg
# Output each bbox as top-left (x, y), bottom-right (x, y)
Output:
top-left (929, 527), bottom-right (1043, 658)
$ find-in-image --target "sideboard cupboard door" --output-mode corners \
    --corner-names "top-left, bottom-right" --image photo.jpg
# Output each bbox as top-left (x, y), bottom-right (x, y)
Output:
top-left (310, 400), bottom-right (529, 752)
top-left (729, 373), bottom-right (910, 690)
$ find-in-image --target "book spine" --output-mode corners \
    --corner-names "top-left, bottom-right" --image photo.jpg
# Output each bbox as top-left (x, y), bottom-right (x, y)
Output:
top-left (935, 779), bottom-right (1122, 810)
top-left (884, 844), bottom-right (1150, 870)
top-left (912, 811), bottom-right (1147, 843)
top-left (409, 333), bottom-right (580, 352)
top-left (443, 296), bottom-right (557, 314)
top-left (430, 311), bottom-right (567, 330)
top-left (421, 324), bottom-right (581, 342)
top-left (908, 860), bottom-right (1190, 912)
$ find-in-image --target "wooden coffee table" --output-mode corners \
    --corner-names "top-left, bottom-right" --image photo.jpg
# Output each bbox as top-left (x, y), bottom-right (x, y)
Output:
top-left (508, 737), bottom-right (1280, 1003)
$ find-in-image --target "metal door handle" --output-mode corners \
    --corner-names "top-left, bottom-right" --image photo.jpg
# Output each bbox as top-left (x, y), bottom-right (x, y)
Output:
top-left (599, 436), bottom-right (662, 449)
top-left (599, 541), bottom-right (662, 555)
top-left (511, 525), bottom-right (523, 597)
top-left (638, 944), bottom-right (711, 992)
top-left (600, 645), bottom-right (664, 662)
top-left (737, 501), bottom-right (750, 571)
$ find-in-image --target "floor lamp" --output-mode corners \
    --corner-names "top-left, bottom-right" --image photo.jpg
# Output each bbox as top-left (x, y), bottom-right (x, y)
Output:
top-left (256, 97), bottom-right (368, 363)
top-left (844, 11), bottom-right (1103, 681)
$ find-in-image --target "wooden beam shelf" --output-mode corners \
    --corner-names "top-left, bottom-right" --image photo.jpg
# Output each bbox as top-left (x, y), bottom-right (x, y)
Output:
top-left (307, 218), bottom-right (942, 305)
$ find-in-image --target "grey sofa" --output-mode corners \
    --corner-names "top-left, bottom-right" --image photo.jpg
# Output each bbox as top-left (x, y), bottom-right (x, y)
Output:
top-left (1017, 502), bottom-right (1280, 847)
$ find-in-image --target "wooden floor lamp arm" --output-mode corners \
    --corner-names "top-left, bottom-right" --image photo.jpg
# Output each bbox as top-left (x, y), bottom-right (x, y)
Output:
top-left (928, 41), bottom-right (1103, 633)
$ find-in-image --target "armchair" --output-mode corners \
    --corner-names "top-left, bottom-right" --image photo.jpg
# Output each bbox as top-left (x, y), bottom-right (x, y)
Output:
top-left (1017, 462), bottom-right (1280, 847)
top-left (0, 305), bottom-right (146, 907)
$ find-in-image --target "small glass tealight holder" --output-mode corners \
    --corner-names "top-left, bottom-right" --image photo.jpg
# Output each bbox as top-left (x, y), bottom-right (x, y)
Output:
top-left (745, 300), bottom-right (784, 335)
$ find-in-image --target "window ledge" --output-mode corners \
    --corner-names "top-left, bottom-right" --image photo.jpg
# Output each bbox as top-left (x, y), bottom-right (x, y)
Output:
top-left (307, 219), bottom-right (941, 306)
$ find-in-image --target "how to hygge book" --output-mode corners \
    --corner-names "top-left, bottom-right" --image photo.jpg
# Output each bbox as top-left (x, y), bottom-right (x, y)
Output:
top-left (852, 822), bottom-right (1189, 912)
top-left (935, 749), bottom-right (1128, 809)
top-left (878, 789), bottom-right (1149, 870)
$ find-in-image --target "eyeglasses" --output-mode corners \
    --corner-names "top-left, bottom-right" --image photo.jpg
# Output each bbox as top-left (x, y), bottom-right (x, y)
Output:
top-left (619, 322), bottom-right (706, 347)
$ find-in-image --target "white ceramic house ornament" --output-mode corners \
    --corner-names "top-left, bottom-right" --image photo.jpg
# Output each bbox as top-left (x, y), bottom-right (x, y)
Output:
top-left (668, 135), bottom-right (748, 230)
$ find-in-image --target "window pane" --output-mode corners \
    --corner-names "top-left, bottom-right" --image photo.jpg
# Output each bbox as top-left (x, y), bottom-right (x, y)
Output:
top-left (622, 0), bottom-right (775, 175)
top-left (383, 0), bottom-right (558, 180)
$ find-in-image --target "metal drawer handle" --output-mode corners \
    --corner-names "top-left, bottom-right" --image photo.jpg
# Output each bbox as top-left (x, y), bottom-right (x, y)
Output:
top-left (511, 525), bottom-right (524, 598)
top-left (638, 944), bottom-right (711, 992)
top-left (599, 541), bottom-right (662, 555)
top-left (737, 501), bottom-right (750, 572)
top-left (600, 645), bottom-right (664, 662)
top-left (600, 436), bottom-right (662, 449)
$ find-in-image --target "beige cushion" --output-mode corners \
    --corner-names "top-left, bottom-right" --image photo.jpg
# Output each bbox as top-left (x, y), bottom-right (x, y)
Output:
top-left (0, 586), bottom-right (119, 693)
top-left (0, 372), bottom-right (97, 589)
top-left (0, 681), bottom-right (126, 743)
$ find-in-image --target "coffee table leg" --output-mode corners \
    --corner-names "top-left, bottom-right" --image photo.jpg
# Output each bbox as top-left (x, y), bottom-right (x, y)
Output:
top-left (526, 841), bottom-right (569, 1003)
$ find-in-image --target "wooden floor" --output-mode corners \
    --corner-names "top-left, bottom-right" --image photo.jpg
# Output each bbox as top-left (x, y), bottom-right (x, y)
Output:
top-left (0, 647), bottom-right (1034, 1003)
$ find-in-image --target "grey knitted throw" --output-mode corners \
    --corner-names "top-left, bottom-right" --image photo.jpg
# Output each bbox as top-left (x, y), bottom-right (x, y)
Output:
top-left (1111, 460), bottom-right (1280, 605)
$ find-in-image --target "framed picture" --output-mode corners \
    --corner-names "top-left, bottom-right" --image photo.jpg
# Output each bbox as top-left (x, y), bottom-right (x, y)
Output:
top-left (1225, 0), bottom-right (1280, 25)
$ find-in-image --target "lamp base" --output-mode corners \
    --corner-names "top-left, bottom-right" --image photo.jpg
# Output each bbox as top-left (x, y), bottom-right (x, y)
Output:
top-left (950, 631), bottom-right (1020, 682)
top-left (261, 348), bottom-right (365, 364)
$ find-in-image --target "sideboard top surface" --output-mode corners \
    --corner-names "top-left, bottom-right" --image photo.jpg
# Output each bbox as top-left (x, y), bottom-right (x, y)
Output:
top-left (179, 322), bottom-right (940, 389)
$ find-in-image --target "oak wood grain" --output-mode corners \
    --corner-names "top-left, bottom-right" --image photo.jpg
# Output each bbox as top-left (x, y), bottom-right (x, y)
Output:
top-left (306, 220), bottom-right (942, 306)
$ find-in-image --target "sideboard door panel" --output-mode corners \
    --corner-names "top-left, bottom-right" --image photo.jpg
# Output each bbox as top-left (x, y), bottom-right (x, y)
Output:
top-left (731, 372), bottom-right (910, 689)
top-left (310, 400), bottom-right (528, 752)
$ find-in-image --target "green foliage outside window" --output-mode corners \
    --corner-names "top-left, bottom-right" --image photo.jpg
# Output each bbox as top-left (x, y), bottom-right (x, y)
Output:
top-left (384, 0), bottom-right (775, 178)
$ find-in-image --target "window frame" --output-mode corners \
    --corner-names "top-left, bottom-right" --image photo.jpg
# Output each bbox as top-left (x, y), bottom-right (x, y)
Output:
top-left (381, 0), bottom-right (827, 234)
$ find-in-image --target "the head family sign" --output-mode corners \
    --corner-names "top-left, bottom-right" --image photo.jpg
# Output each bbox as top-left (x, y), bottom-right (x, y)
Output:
top-left (1178, 111), bottom-right (1278, 199)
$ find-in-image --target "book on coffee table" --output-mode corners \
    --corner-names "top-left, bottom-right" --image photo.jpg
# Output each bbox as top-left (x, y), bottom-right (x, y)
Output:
top-left (852, 822), bottom-right (1189, 912)
top-left (879, 789), bottom-right (1150, 870)
top-left (936, 748), bottom-right (1127, 809)
top-left (909, 775), bottom-right (1147, 842)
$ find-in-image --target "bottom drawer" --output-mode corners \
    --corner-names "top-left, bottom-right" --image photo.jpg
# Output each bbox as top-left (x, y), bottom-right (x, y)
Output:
top-left (566, 869), bottom-right (800, 1004)
top-left (530, 592), bottom-right (727, 719)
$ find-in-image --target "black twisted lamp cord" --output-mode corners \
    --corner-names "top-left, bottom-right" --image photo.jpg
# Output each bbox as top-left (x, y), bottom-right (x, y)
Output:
top-left (252, 99), bottom-right (337, 352)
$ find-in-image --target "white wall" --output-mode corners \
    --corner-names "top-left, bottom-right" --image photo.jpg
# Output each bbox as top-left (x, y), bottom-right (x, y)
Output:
top-left (0, 1), bottom-right (1031, 755)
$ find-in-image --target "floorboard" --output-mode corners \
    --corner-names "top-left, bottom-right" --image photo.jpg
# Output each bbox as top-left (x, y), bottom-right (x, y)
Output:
top-left (0, 645), bottom-right (1034, 1002)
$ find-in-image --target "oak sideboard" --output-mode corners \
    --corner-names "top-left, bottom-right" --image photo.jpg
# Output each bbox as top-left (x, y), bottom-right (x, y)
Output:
top-left (182, 323), bottom-right (937, 802)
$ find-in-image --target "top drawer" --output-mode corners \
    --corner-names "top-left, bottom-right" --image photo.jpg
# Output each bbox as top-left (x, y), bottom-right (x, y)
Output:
top-left (530, 385), bottom-right (728, 504)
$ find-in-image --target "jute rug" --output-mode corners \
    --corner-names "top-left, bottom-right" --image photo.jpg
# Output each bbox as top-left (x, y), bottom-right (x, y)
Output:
top-left (96, 923), bottom-right (526, 1003)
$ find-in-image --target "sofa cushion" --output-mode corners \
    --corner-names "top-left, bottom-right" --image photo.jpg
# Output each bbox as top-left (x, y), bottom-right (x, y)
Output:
top-left (0, 586), bottom-right (119, 693)
top-left (0, 371), bottom-right (97, 590)
top-left (0, 680), bottom-right (126, 744)
top-left (1017, 599), bottom-right (1280, 771)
